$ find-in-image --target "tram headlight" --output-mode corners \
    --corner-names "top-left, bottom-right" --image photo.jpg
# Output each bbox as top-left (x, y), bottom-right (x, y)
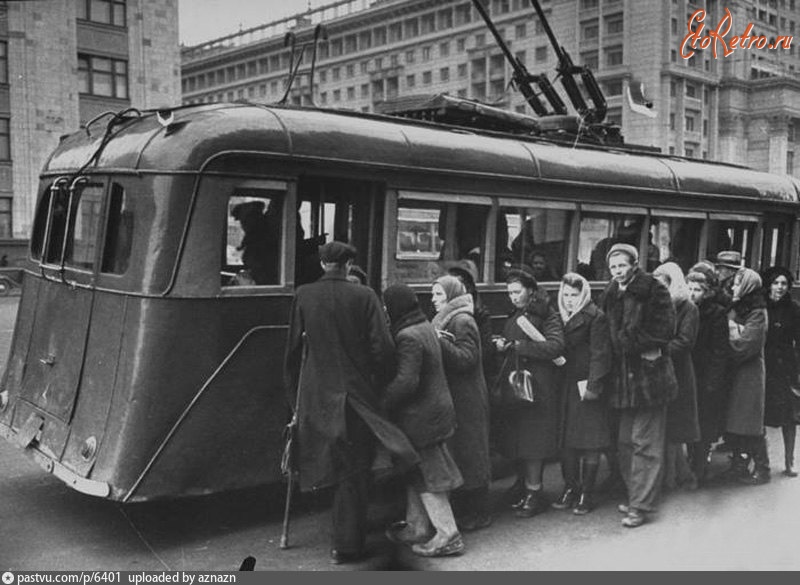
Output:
top-left (80, 436), bottom-right (97, 461)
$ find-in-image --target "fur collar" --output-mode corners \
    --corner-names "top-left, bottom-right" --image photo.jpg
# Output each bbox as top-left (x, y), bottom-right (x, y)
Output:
top-left (606, 269), bottom-right (654, 300)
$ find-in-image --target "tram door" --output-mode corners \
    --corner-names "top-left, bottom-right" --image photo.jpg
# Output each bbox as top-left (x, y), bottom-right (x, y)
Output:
top-left (16, 181), bottom-right (104, 451)
top-left (296, 177), bottom-right (384, 287)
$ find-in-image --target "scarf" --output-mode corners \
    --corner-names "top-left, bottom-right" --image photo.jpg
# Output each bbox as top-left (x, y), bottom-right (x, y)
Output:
top-left (733, 268), bottom-right (762, 302)
top-left (558, 273), bottom-right (592, 323)
top-left (434, 274), bottom-right (466, 302)
top-left (653, 261), bottom-right (689, 302)
top-left (431, 293), bottom-right (474, 330)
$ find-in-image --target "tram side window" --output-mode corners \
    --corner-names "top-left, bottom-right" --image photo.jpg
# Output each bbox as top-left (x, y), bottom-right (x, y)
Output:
top-left (761, 221), bottom-right (789, 269)
top-left (707, 219), bottom-right (756, 268)
top-left (649, 216), bottom-right (703, 273)
top-left (577, 212), bottom-right (644, 280)
top-left (395, 199), bottom-right (488, 284)
top-left (65, 184), bottom-right (104, 270)
top-left (500, 206), bottom-right (572, 282)
top-left (101, 184), bottom-right (133, 275)
top-left (224, 189), bottom-right (283, 286)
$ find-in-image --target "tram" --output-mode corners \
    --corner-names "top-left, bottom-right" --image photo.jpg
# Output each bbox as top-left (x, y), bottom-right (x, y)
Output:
top-left (0, 98), bottom-right (797, 502)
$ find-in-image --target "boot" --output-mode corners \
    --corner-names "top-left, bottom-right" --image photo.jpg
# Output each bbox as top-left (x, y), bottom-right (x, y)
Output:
top-left (719, 449), bottom-right (749, 482)
top-left (505, 476), bottom-right (527, 509)
top-left (573, 459), bottom-right (599, 515)
top-left (783, 425), bottom-right (797, 477)
top-left (515, 489), bottom-right (547, 518)
top-left (552, 450), bottom-right (579, 510)
top-left (740, 436), bottom-right (770, 485)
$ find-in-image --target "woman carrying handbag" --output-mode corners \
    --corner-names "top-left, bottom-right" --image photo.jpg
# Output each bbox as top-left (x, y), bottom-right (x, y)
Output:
top-left (492, 265), bottom-right (566, 518)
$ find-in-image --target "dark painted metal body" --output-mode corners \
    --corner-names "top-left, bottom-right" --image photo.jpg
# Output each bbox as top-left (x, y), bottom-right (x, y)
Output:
top-left (0, 103), bottom-right (797, 501)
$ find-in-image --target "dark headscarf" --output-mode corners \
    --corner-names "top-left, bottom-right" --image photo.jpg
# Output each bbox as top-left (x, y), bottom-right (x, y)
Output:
top-left (383, 284), bottom-right (427, 336)
top-left (505, 264), bottom-right (538, 290)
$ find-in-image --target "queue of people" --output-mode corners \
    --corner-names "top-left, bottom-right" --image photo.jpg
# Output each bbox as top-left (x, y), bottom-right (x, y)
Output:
top-left (284, 241), bottom-right (800, 564)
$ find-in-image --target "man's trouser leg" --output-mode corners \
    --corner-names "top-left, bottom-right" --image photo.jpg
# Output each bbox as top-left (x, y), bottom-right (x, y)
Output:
top-left (627, 405), bottom-right (667, 513)
top-left (331, 406), bottom-right (374, 554)
top-left (617, 408), bottom-right (635, 497)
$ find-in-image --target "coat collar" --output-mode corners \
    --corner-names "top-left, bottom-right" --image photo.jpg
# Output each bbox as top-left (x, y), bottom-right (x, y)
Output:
top-left (320, 271), bottom-right (348, 282)
top-left (563, 302), bottom-right (599, 333)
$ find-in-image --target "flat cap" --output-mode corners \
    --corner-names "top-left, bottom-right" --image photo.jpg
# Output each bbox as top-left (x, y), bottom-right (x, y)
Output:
top-left (715, 250), bottom-right (743, 269)
top-left (606, 243), bottom-right (639, 264)
top-left (319, 241), bottom-right (357, 264)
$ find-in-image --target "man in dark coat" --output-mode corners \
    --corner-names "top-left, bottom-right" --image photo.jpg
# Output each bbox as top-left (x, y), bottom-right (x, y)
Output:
top-left (284, 241), bottom-right (419, 564)
top-left (601, 244), bottom-right (677, 528)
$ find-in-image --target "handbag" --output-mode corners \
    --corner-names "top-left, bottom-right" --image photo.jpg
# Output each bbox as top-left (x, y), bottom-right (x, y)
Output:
top-left (491, 351), bottom-right (536, 406)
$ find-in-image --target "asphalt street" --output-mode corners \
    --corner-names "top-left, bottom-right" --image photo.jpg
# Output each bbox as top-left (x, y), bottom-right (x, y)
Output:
top-left (0, 296), bottom-right (798, 571)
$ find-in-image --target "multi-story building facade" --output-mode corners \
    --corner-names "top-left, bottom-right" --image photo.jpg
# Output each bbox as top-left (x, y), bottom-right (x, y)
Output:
top-left (181, 0), bottom-right (800, 180)
top-left (0, 0), bottom-right (180, 259)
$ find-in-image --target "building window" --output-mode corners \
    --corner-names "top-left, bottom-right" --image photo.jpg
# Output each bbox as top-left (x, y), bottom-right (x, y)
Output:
top-left (360, 61), bottom-right (368, 74)
top-left (78, 54), bottom-right (128, 99)
top-left (440, 67), bottom-right (450, 82)
top-left (535, 46), bottom-right (548, 63)
top-left (686, 83), bottom-right (697, 98)
top-left (440, 42), bottom-right (450, 57)
top-left (423, 71), bottom-right (432, 84)
top-left (421, 13), bottom-right (436, 34)
top-left (703, 119), bottom-right (709, 136)
top-left (458, 63), bottom-right (467, 78)
top-left (581, 20), bottom-right (599, 41)
top-left (388, 23), bottom-right (402, 43)
top-left (605, 13), bottom-right (623, 35)
top-left (361, 84), bottom-right (369, 98)
top-left (319, 70), bottom-right (327, 83)
top-left (347, 87), bottom-right (355, 100)
top-left (390, 54), bottom-right (399, 67)
top-left (0, 198), bottom-right (10, 238)
top-left (670, 112), bottom-right (675, 130)
top-left (375, 27), bottom-right (387, 45)
top-left (333, 89), bottom-right (341, 102)
top-left (685, 113), bottom-right (696, 132)
top-left (788, 151), bottom-right (794, 174)
top-left (422, 46), bottom-right (432, 61)
top-left (346, 64), bottom-right (355, 78)
top-left (405, 19), bottom-right (419, 38)
top-left (406, 50), bottom-right (416, 64)
top-left (457, 38), bottom-right (466, 52)
top-left (581, 50), bottom-right (599, 69)
top-left (332, 67), bottom-right (340, 81)
top-left (515, 51), bottom-right (526, 66)
top-left (0, 118), bottom-right (9, 160)
top-left (0, 42), bottom-right (7, 85)
top-left (475, 33), bottom-right (486, 47)
top-left (516, 23), bottom-right (526, 39)
top-left (77, 0), bottom-right (126, 27)
top-left (407, 74), bottom-right (416, 88)
top-left (605, 45), bottom-right (623, 67)
top-left (604, 79), bottom-right (623, 95)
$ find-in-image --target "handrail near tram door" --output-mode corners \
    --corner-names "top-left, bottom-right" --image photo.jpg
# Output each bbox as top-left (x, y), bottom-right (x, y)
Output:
top-left (122, 324), bottom-right (289, 503)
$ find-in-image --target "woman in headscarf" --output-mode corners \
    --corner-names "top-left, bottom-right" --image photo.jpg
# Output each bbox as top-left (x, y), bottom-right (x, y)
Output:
top-left (431, 275), bottom-right (492, 532)
top-left (762, 266), bottom-right (800, 478)
top-left (685, 270), bottom-right (730, 485)
top-left (382, 284), bottom-right (464, 558)
top-left (492, 266), bottom-right (565, 518)
top-left (724, 268), bottom-right (770, 485)
top-left (653, 262), bottom-right (700, 491)
top-left (551, 273), bottom-right (611, 515)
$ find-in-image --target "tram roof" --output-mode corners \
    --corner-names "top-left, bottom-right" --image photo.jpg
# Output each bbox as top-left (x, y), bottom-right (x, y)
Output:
top-left (44, 103), bottom-right (800, 204)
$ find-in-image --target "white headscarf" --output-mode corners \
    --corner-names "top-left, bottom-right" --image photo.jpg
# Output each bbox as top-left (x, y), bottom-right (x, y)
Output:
top-left (558, 272), bottom-right (592, 323)
top-left (653, 262), bottom-right (689, 302)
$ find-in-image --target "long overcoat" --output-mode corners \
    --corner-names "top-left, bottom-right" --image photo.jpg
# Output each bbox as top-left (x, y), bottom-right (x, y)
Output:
top-left (764, 295), bottom-right (800, 427)
top-left (437, 307), bottom-right (492, 490)
top-left (691, 298), bottom-right (730, 443)
top-left (560, 302), bottom-right (612, 450)
top-left (284, 273), bottom-right (419, 492)
top-left (383, 319), bottom-right (457, 448)
top-left (601, 269), bottom-right (677, 409)
top-left (725, 292), bottom-right (768, 436)
top-left (496, 291), bottom-right (565, 460)
top-left (666, 298), bottom-right (700, 443)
